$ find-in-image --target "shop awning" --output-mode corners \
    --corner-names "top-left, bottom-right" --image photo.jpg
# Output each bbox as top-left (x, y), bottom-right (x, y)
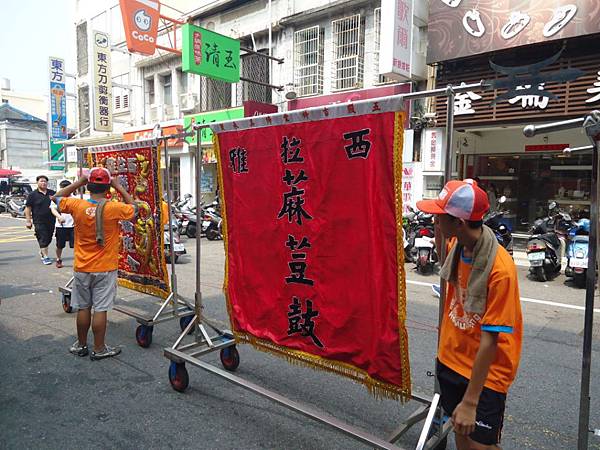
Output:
top-left (0, 169), bottom-right (21, 177)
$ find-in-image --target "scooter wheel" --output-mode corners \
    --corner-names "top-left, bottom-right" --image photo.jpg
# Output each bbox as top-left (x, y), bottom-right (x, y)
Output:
top-left (534, 266), bottom-right (547, 282)
top-left (186, 224), bottom-right (197, 238)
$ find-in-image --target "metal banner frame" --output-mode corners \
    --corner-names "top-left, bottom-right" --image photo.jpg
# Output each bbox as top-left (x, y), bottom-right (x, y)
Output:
top-left (58, 133), bottom-right (195, 348)
top-left (523, 113), bottom-right (600, 450)
top-left (163, 81), bottom-right (489, 450)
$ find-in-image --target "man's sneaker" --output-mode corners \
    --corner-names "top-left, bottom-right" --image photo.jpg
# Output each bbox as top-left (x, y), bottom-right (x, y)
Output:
top-left (432, 284), bottom-right (441, 298)
top-left (69, 340), bottom-right (89, 357)
top-left (42, 257), bottom-right (52, 265)
top-left (90, 345), bottom-right (122, 361)
top-left (56, 259), bottom-right (63, 268)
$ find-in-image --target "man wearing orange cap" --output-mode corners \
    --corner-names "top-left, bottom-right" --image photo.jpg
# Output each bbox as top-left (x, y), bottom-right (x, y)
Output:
top-left (417, 179), bottom-right (522, 450)
top-left (54, 168), bottom-right (137, 361)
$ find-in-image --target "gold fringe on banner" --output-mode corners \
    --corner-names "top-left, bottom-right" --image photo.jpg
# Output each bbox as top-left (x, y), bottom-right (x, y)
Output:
top-left (393, 111), bottom-right (412, 397)
top-left (214, 114), bottom-right (412, 401)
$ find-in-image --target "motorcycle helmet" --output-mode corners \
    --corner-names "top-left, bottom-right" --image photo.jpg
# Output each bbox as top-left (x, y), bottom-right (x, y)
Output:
top-left (577, 218), bottom-right (590, 233)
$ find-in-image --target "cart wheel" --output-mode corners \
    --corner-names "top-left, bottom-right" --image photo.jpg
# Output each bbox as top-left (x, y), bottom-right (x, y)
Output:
top-left (135, 324), bottom-right (153, 348)
top-left (168, 361), bottom-right (189, 392)
top-left (179, 315), bottom-right (194, 335)
top-left (220, 346), bottom-right (240, 371)
top-left (61, 293), bottom-right (72, 314)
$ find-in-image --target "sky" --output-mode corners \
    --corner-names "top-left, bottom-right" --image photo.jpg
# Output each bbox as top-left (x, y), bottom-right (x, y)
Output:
top-left (0, 0), bottom-right (75, 96)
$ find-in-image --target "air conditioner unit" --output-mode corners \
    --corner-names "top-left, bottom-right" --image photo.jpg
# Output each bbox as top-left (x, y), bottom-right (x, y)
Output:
top-left (164, 104), bottom-right (175, 119)
top-left (179, 93), bottom-right (198, 111)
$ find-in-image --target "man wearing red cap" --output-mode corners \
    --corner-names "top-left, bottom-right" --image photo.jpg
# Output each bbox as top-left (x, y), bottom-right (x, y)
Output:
top-left (54, 168), bottom-right (137, 361)
top-left (417, 179), bottom-right (522, 450)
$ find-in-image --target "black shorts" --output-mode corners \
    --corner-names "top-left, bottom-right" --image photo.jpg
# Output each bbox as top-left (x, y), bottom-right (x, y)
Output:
top-left (33, 222), bottom-right (55, 248)
top-left (55, 227), bottom-right (74, 249)
top-left (437, 360), bottom-right (506, 446)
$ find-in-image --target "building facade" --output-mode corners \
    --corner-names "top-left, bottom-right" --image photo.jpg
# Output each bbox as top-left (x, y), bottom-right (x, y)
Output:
top-left (72, 0), bottom-right (428, 203)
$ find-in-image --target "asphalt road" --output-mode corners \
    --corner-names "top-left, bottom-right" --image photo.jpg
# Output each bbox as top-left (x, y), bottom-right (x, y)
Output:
top-left (1, 214), bottom-right (599, 450)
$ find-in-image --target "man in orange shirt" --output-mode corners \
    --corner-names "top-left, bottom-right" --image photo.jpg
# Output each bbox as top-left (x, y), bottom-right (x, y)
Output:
top-left (54, 168), bottom-right (137, 360)
top-left (417, 179), bottom-right (522, 450)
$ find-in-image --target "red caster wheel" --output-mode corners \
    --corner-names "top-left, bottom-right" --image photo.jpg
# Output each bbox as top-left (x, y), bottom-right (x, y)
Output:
top-left (168, 362), bottom-right (189, 392)
top-left (135, 324), bottom-right (153, 348)
top-left (220, 346), bottom-right (240, 371)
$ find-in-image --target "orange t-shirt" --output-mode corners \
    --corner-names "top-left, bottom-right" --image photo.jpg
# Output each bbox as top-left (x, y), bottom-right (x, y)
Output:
top-left (439, 241), bottom-right (523, 394)
top-left (161, 201), bottom-right (169, 227)
top-left (59, 197), bottom-right (135, 273)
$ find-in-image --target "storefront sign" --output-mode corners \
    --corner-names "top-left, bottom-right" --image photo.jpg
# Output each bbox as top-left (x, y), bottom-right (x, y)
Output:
top-left (48, 57), bottom-right (67, 140)
top-left (379, 0), bottom-right (413, 80)
top-left (124, 124), bottom-right (184, 147)
top-left (182, 24), bottom-right (240, 83)
top-left (422, 128), bottom-right (445, 172)
top-left (93, 31), bottom-right (113, 132)
top-left (184, 107), bottom-right (244, 145)
top-left (525, 144), bottom-right (569, 152)
top-left (428, 1), bottom-right (600, 63)
top-left (401, 162), bottom-right (422, 213)
top-left (119, 0), bottom-right (161, 56)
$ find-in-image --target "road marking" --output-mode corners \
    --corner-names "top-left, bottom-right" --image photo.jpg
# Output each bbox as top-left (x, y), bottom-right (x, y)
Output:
top-left (406, 279), bottom-right (600, 314)
top-left (0, 236), bottom-right (36, 243)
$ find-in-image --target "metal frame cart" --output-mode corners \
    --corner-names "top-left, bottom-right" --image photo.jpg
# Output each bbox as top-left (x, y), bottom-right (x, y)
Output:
top-left (523, 112), bottom-right (600, 450)
top-left (163, 82), bottom-right (488, 450)
top-left (58, 133), bottom-right (195, 348)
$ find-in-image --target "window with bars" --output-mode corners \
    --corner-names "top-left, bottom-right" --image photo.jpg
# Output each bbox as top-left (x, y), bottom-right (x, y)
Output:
top-left (76, 22), bottom-right (88, 77)
top-left (294, 26), bottom-right (324, 97)
top-left (168, 157), bottom-right (180, 201)
top-left (237, 50), bottom-right (272, 104)
top-left (331, 14), bottom-right (364, 91)
top-left (201, 77), bottom-right (231, 111)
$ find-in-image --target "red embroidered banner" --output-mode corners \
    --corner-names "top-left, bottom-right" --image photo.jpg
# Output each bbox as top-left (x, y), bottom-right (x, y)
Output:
top-left (215, 111), bottom-right (410, 399)
top-left (89, 144), bottom-right (170, 299)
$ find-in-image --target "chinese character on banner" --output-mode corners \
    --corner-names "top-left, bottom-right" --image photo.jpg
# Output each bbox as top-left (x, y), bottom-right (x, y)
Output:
top-left (214, 110), bottom-right (412, 401)
top-left (508, 84), bottom-right (550, 109)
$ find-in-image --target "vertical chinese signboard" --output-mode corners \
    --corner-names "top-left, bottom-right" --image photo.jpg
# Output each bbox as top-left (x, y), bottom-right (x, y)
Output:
top-left (49, 57), bottom-right (67, 170)
top-left (213, 106), bottom-right (411, 400)
top-left (93, 31), bottom-right (113, 132)
top-left (422, 128), bottom-right (445, 172)
top-left (379, 0), bottom-right (413, 80)
top-left (89, 141), bottom-right (170, 298)
top-left (181, 23), bottom-right (240, 83)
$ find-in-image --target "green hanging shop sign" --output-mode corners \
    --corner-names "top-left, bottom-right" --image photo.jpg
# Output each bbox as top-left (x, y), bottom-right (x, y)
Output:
top-left (182, 23), bottom-right (240, 83)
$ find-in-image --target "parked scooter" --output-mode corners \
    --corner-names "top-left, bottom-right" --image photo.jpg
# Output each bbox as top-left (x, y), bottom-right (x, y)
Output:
top-left (410, 211), bottom-right (437, 274)
top-left (201, 205), bottom-right (222, 240)
top-left (484, 196), bottom-right (513, 256)
top-left (526, 202), bottom-right (568, 282)
top-left (565, 218), bottom-right (590, 288)
top-left (164, 217), bottom-right (186, 264)
top-left (6, 196), bottom-right (26, 218)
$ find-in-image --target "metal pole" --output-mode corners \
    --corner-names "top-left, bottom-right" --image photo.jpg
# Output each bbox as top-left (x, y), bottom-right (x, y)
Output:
top-left (77, 148), bottom-right (83, 199)
top-left (195, 128), bottom-right (203, 326)
top-left (162, 138), bottom-right (178, 302)
top-left (577, 134), bottom-right (598, 449)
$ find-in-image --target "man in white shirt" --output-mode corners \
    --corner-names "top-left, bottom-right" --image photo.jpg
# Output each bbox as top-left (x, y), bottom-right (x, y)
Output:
top-left (50, 180), bottom-right (75, 268)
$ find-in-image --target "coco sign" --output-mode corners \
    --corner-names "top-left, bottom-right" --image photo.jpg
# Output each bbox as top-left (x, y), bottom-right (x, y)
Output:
top-left (120, 0), bottom-right (161, 56)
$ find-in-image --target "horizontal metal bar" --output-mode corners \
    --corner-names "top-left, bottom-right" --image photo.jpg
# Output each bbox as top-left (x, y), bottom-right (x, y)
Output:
top-left (565, 145), bottom-right (594, 154)
top-left (523, 118), bottom-right (586, 137)
top-left (240, 47), bottom-right (284, 64)
top-left (165, 348), bottom-right (406, 450)
top-left (387, 405), bottom-right (429, 442)
top-left (239, 76), bottom-right (284, 91)
top-left (155, 44), bottom-right (182, 55)
top-left (113, 304), bottom-right (192, 326)
top-left (400, 81), bottom-right (490, 102)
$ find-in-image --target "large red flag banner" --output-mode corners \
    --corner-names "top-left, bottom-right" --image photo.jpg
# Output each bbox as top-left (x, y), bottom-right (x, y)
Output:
top-left (215, 110), bottom-right (410, 400)
top-left (88, 141), bottom-right (170, 299)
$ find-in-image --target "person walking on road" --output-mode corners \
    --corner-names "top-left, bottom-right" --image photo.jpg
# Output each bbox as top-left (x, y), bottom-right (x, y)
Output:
top-left (417, 179), bottom-right (522, 450)
top-left (53, 168), bottom-right (137, 360)
top-left (50, 180), bottom-right (75, 268)
top-left (25, 175), bottom-right (56, 265)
